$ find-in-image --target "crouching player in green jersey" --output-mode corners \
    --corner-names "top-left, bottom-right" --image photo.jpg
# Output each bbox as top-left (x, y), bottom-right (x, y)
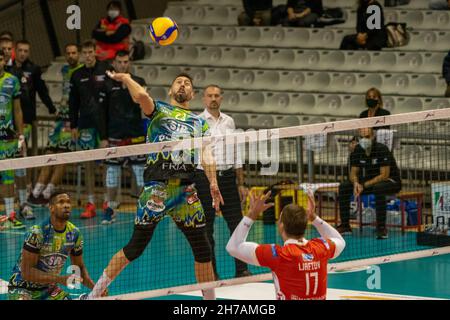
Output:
top-left (7, 191), bottom-right (106, 300)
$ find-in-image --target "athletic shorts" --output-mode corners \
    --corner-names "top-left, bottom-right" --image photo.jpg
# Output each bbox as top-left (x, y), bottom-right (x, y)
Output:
top-left (8, 286), bottom-right (71, 300)
top-left (0, 139), bottom-right (19, 185)
top-left (77, 128), bottom-right (100, 151)
top-left (135, 179), bottom-right (206, 229)
top-left (47, 120), bottom-right (74, 152)
top-left (104, 136), bottom-right (146, 166)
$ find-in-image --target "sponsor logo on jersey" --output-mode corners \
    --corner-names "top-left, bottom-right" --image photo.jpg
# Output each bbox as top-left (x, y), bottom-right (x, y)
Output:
top-left (302, 253), bottom-right (314, 261)
top-left (271, 244), bottom-right (278, 257)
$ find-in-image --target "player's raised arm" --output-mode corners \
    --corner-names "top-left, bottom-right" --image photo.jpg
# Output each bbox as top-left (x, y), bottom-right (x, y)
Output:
top-left (106, 70), bottom-right (155, 116)
top-left (226, 191), bottom-right (274, 266)
top-left (201, 141), bottom-right (224, 211)
top-left (306, 194), bottom-right (346, 259)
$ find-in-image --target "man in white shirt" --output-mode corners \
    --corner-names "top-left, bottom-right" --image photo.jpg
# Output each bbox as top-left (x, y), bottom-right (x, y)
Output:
top-left (195, 84), bottom-right (250, 279)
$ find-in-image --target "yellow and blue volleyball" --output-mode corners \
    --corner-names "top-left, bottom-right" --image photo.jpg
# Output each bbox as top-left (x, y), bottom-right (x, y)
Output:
top-left (149, 17), bottom-right (178, 46)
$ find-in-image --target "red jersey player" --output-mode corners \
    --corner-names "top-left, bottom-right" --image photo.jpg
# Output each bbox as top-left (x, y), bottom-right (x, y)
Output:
top-left (226, 191), bottom-right (346, 300)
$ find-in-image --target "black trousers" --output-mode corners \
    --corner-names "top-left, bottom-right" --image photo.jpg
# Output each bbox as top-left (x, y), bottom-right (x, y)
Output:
top-left (339, 34), bottom-right (385, 51)
top-left (338, 180), bottom-right (401, 228)
top-left (284, 13), bottom-right (319, 27)
top-left (194, 169), bottom-right (248, 277)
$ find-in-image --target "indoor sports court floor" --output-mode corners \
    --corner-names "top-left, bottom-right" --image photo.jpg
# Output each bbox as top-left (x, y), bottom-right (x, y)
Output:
top-left (1, 208), bottom-right (449, 300)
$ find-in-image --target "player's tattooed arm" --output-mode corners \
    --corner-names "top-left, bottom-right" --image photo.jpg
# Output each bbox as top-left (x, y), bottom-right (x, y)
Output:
top-left (106, 71), bottom-right (155, 116)
top-left (202, 142), bottom-right (224, 211)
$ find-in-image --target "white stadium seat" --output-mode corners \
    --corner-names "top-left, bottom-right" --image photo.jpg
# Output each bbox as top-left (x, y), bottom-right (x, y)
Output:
top-left (149, 87), bottom-right (168, 103)
top-left (47, 82), bottom-right (62, 102)
top-left (42, 62), bottom-right (63, 82)
top-left (42, 82), bottom-right (450, 122)
top-left (165, 3), bottom-right (450, 30)
top-left (133, 23), bottom-right (449, 52)
top-left (137, 46), bottom-right (445, 74)
top-left (277, 115), bottom-right (303, 127)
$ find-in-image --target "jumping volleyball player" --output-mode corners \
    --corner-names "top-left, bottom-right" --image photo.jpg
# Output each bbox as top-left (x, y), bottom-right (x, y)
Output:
top-left (227, 191), bottom-right (346, 300)
top-left (86, 71), bottom-right (223, 300)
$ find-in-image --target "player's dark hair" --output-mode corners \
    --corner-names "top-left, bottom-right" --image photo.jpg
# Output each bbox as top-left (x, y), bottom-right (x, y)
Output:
top-left (65, 43), bottom-right (80, 52)
top-left (16, 39), bottom-right (30, 47)
top-left (0, 31), bottom-right (13, 40)
top-left (0, 36), bottom-right (13, 44)
top-left (280, 204), bottom-right (308, 238)
top-left (172, 73), bottom-right (194, 87)
top-left (49, 190), bottom-right (71, 205)
top-left (115, 50), bottom-right (130, 58)
top-left (82, 40), bottom-right (96, 50)
top-left (203, 84), bottom-right (223, 95)
top-left (107, 1), bottom-right (122, 10)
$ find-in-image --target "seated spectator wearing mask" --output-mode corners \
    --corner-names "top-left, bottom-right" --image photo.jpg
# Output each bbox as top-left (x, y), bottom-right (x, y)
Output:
top-left (349, 88), bottom-right (390, 153)
top-left (340, 0), bottom-right (387, 51)
top-left (284, 0), bottom-right (323, 27)
top-left (238, 0), bottom-right (273, 26)
top-left (92, 1), bottom-right (131, 62)
top-left (359, 87), bottom-right (390, 120)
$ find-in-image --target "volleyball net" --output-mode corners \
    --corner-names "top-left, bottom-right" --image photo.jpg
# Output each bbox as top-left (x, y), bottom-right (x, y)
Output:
top-left (1, 108), bottom-right (450, 300)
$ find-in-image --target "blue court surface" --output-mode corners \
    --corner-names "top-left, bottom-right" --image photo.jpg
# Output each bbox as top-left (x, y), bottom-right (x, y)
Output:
top-left (1, 208), bottom-right (449, 300)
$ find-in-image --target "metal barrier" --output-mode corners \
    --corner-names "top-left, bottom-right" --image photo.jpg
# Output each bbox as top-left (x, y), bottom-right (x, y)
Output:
top-left (31, 116), bottom-right (450, 212)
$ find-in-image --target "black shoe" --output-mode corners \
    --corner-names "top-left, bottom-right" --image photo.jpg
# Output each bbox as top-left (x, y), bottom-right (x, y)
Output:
top-left (377, 228), bottom-right (388, 240)
top-left (28, 194), bottom-right (48, 207)
top-left (336, 224), bottom-right (352, 235)
top-left (235, 270), bottom-right (252, 278)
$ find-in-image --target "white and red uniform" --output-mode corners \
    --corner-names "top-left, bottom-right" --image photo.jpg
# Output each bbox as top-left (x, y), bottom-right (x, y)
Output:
top-left (256, 238), bottom-right (336, 300)
top-left (226, 216), bottom-right (345, 300)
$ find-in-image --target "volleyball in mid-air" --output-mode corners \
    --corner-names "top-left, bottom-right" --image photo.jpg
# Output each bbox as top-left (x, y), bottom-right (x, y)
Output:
top-left (149, 17), bottom-right (178, 46)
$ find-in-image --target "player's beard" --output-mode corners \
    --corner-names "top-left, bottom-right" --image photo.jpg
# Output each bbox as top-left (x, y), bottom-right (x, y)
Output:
top-left (57, 210), bottom-right (71, 221)
top-left (175, 92), bottom-right (188, 104)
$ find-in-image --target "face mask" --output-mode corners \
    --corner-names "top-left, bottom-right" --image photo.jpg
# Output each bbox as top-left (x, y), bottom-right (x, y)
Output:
top-left (366, 99), bottom-right (379, 108)
top-left (359, 138), bottom-right (372, 150)
top-left (108, 10), bottom-right (120, 19)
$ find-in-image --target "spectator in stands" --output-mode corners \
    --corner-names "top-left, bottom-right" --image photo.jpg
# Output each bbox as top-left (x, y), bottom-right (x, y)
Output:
top-left (442, 50), bottom-right (450, 97)
top-left (29, 44), bottom-right (83, 206)
top-left (8, 40), bottom-right (56, 220)
top-left (238, 0), bottom-right (273, 26)
top-left (284, 0), bottom-right (323, 27)
top-left (100, 50), bottom-right (146, 225)
top-left (359, 88), bottom-right (390, 119)
top-left (349, 88), bottom-right (390, 157)
top-left (92, 1), bottom-right (131, 62)
top-left (429, 0), bottom-right (450, 10)
top-left (337, 128), bottom-right (401, 240)
top-left (340, 0), bottom-right (387, 51)
top-left (69, 40), bottom-right (109, 219)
